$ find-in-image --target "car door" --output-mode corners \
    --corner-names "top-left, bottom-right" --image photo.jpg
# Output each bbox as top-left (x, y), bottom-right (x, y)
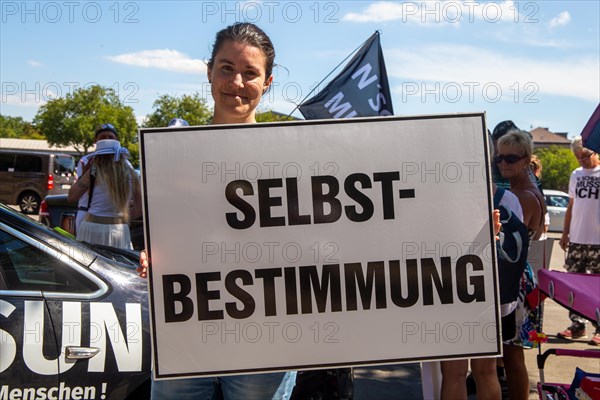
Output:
top-left (545, 194), bottom-right (569, 232)
top-left (0, 226), bottom-right (60, 395)
top-left (0, 224), bottom-right (108, 399)
top-left (0, 152), bottom-right (16, 202)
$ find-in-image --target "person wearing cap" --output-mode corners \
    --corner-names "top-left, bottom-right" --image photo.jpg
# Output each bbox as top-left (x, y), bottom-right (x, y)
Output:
top-left (68, 138), bottom-right (141, 249)
top-left (168, 118), bottom-right (190, 127)
top-left (71, 124), bottom-right (120, 231)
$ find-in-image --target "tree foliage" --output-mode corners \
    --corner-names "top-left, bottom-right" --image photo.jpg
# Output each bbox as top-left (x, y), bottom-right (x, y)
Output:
top-left (33, 85), bottom-right (137, 157)
top-left (535, 145), bottom-right (578, 192)
top-left (256, 110), bottom-right (297, 123)
top-left (0, 115), bottom-right (43, 139)
top-left (143, 93), bottom-right (212, 127)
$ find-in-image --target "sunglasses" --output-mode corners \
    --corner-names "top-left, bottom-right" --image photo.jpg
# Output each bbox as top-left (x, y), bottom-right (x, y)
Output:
top-left (494, 154), bottom-right (526, 164)
top-left (576, 152), bottom-right (595, 161)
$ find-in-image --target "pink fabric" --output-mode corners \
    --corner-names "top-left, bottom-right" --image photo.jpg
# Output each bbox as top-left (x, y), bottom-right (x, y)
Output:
top-left (537, 270), bottom-right (600, 323)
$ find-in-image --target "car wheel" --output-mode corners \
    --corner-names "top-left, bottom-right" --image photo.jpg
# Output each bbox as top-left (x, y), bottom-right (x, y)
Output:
top-left (18, 191), bottom-right (41, 214)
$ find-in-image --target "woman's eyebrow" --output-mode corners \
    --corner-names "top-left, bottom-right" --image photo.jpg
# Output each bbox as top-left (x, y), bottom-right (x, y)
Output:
top-left (216, 58), bottom-right (261, 70)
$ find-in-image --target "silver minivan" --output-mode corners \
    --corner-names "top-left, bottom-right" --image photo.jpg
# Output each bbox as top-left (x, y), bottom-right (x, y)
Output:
top-left (0, 150), bottom-right (76, 214)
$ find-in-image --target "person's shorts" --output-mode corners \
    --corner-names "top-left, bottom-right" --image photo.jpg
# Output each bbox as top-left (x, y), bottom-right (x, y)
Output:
top-left (501, 310), bottom-right (517, 343)
top-left (565, 243), bottom-right (600, 274)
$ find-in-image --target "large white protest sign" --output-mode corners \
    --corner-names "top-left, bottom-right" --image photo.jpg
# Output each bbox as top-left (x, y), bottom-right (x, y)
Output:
top-left (140, 114), bottom-right (500, 379)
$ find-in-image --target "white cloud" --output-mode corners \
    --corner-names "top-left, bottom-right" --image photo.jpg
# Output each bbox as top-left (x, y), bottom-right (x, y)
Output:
top-left (28, 60), bottom-right (43, 67)
top-left (549, 11), bottom-right (571, 28)
top-left (135, 114), bottom-right (147, 126)
top-left (343, 2), bottom-right (418, 23)
top-left (1, 93), bottom-right (47, 107)
top-left (107, 49), bottom-right (206, 74)
top-left (386, 45), bottom-right (600, 102)
top-left (343, 1), bottom-right (518, 24)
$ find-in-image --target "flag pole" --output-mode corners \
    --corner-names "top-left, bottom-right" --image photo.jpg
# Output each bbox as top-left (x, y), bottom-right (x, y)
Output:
top-left (286, 31), bottom-right (380, 119)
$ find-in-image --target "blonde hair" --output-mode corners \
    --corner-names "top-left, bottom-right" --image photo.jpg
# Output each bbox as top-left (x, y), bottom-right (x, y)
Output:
top-left (497, 130), bottom-right (533, 159)
top-left (94, 155), bottom-right (139, 221)
top-left (571, 136), bottom-right (584, 153)
top-left (530, 154), bottom-right (542, 178)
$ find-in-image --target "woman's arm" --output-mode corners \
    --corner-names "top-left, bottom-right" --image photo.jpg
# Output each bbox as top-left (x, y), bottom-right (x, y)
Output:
top-left (129, 177), bottom-right (143, 220)
top-left (67, 168), bottom-right (92, 202)
top-left (515, 190), bottom-right (543, 238)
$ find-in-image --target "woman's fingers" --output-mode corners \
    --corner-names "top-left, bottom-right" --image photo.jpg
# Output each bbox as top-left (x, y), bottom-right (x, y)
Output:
top-left (137, 250), bottom-right (148, 278)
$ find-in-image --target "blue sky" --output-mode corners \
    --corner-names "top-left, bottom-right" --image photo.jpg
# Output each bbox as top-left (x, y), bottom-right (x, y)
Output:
top-left (1, 1), bottom-right (599, 137)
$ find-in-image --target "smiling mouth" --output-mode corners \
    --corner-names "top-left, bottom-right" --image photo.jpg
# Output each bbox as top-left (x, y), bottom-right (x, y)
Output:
top-left (221, 92), bottom-right (248, 103)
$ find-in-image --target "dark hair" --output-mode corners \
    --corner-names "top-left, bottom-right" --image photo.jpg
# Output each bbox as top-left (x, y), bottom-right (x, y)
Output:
top-left (207, 23), bottom-right (275, 78)
top-left (492, 120), bottom-right (518, 141)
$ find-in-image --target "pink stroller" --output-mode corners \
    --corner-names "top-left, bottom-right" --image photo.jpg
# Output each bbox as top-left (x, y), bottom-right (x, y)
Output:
top-left (535, 270), bottom-right (600, 400)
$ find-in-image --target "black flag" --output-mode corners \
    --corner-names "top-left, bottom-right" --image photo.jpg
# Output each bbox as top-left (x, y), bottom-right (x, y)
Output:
top-left (299, 32), bottom-right (394, 120)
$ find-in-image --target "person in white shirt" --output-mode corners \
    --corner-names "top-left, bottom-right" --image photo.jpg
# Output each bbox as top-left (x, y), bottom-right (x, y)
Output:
top-left (557, 136), bottom-right (600, 346)
top-left (68, 137), bottom-right (141, 249)
top-left (73, 124), bottom-right (119, 231)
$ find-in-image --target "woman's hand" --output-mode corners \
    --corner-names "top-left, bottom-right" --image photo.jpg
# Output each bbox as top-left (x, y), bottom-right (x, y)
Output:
top-left (493, 209), bottom-right (501, 240)
top-left (137, 250), bottom-right (148, 279)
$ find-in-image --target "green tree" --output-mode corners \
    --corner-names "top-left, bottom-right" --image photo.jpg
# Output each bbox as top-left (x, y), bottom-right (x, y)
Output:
top-left (143, 93), bottom-right (212, 127)
top-left (535, 145), bottom-right (578, 192)
top-left (256, 110), bottom-right (297, 123)
top-left (0, 114), bottom-right (43, 139)
top-left (33, 85), bottom-right (138, 157)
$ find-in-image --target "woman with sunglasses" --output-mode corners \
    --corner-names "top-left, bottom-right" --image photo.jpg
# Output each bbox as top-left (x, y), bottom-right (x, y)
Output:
top-left (495, 130), bottom-right (545, 400)
top-left (137, 22), bottom-right (296, 400)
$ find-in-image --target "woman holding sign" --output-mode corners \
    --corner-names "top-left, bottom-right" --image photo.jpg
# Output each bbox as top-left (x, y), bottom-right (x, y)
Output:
top-left (138, 23), bottom-right (296, 400)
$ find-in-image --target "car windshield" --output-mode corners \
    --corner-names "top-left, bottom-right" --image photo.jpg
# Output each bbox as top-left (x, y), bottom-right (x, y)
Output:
top-left (547, 196), bottom-right (569, 208)
top-left (55, 155), bottom-right (76, 174)
top-left (0, 204), bottom-right (139, 268)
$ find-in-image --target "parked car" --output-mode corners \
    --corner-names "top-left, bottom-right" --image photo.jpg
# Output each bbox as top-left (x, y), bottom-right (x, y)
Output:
top-left (543, 189), bottom-right (570, 232)
top-left (39, 194), bottom-right (144, 249)
top-left (0, 203), bottom-right (150, 399)
top-left (0, 150), bottom-right (76, 214)
top-left (39, 194), bottom-right (78, 234)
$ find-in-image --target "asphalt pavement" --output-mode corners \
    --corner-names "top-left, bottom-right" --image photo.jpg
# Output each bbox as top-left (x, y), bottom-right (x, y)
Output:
top-left (352, 232), bottom-right (600, 399)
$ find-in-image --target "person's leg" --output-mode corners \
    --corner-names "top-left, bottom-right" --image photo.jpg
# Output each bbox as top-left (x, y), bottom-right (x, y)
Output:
top-left (585, 244), bottom-right (600, 344)
top-left (220, 371), bottom-right (293, 400)
top-left (471, 358), bottom-right (501, 400)
top-left (502, 344), bottom-right (529, 400)
top-left (440, 359), bottom-right (468, 400)
top-left (558, 244), bottom-right (588, 337)
top-left (151, 376), bottom-right (217, 400)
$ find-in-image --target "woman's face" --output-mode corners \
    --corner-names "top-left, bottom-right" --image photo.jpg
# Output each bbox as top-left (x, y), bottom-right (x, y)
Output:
top-left (208, 40), bottom-right (272, 124)
top-left (495, 143), bottom-right (530, 179)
